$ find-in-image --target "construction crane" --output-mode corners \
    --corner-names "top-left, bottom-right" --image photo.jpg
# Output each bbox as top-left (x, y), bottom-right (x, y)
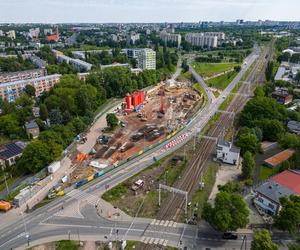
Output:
top-left (159, 86), bottom-right (165, 115)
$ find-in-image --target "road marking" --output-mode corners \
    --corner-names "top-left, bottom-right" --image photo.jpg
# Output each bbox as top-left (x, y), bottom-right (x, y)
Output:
top-left (159, 238), bottom-right (164, 245)
top-left (154, 238), bottom-right (159, 244)
top-left (155, 220), bottom-right (160, 225)
top-left (159, 220), bottom-right (165, 226)
top-left (167, 221), bottom-right (173, 227)
top-left (173, 222), bottom-right (177, 227)
top-left (149, 238), bottom-right (155, 244)
top-left (164, 220), bottom-right (169, 226)
top-left (151, 219), bottom-right (156, 225)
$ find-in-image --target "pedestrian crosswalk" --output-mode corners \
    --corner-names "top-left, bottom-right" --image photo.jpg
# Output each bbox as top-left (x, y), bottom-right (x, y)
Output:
top-left (54, 200), bottom-right (84, 219)
top-left (141, 237), bottom-right (168, 246)
top-left (150, 219), bottom-right (177, 227)
top-left (66, 189), bottom-right (100, 206)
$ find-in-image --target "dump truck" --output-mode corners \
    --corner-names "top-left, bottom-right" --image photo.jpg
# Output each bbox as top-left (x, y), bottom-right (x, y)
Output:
top-left (0, 200), bottom-right (12, 212)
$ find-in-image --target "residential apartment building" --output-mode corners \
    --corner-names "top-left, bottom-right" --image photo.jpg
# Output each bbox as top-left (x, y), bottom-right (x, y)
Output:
top-left (0, 74), bottom-right (61, 102)
top-left (185, 33), bottom-right (219, 48)
top-left (6, 30), bottom-right (16, 40)
top-left (159, 31), bottom-right (182, 48)
top-left (126, 32), bottom-right (140, 45)
top-left (0, 69), bottom-right (47, 84)
top-left (56, 54), bottom-right (92, 72)
top-left (127, 48), bottom-right (156, 70)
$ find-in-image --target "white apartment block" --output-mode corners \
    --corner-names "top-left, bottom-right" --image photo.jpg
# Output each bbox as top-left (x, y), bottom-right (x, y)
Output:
top-left (136, 49), bottom-right (156, 70)
top-left (56, 54), bottom-right (92, 72)
top-left (185, 32), bottom-right (225, 48)
top-left (29, 28), bottom-right (40, 38)
top-left (0, 74), bottom-right (61, 102)
top-left (127, 32), bottom-right (140, 45)
top-left (160, 31), bottom-right (182, 48)
top-left (127, 48), bottom-right (156, 70)
top-left (7, 30), bottom-right (16, 40)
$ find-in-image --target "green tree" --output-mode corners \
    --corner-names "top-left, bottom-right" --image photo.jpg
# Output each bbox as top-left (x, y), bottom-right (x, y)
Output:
top-left (254, 86), bottom-right (265, 97)
top-left (288, 244), bottom-right (300, 250)
top-left (260, 119), bottom-right (285, 141)
top-left (106, 113), bottom-right (118, 129)
top-left (39, 104), bottom-right (49, 121)
top-left (242, 151), bottom-right (255, 179)
top-left (274, 195), bottom-right (300, 234)
top-left (203, 191), bottom-right (249, 232)
top-left (218, 181), bottom-right (242, 193)
top-left (236, 133), bottom-right (260, 154)
top-left (24, 85), bottom-right (36, 97)
top-left (17, 140), bottom-right (61, 173)
top-left (251, 229), bottom-right (278, 250)
top-left (265, 61), bottom-right (274, 81)
top-left (279, 133), bottom-right (299, 149)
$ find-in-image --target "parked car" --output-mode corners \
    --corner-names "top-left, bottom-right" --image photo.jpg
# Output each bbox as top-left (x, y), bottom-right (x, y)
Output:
top-left (222, 232), bottom-right (238, 240)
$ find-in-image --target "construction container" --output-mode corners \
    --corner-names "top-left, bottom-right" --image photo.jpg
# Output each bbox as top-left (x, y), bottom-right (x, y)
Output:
top-left (132, 93), bottom-right (140, 108)
top-left (138, 90), bottom-right (145, 103)
top-left (0, 200), bottom-right (11, 212)
top-left (125, 94), bottom-right (132, 110)
top-left (48, 161), bottom-right (61, 174)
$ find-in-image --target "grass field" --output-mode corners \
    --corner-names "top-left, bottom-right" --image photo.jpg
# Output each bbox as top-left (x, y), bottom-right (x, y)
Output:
top-left (206, 71), bottom-right (238, 90)
top-left (259, 165), bottom-right (278, 181)
top-left (192, 62), bottom-right (239, 78)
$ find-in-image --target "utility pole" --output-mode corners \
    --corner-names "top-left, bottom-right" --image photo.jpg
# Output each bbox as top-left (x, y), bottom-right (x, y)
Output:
top-left (3, 173), bottom-right (9, 194)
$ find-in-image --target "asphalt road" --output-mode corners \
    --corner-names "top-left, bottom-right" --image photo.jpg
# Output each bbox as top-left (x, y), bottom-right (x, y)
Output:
top-left (0, 48), bottom-right (263, 250)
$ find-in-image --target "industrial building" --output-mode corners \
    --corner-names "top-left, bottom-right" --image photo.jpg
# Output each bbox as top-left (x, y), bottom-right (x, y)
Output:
top-left (185, 32), bottom-right (225, 48)
top-left (159, 31), bottom-right (182, 48)
top-left (0, 74), bottom-right (61, 102)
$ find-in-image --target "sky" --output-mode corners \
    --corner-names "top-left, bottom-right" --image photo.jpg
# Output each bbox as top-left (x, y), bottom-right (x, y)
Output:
top-left (1, 0), bottom-right (300, 23)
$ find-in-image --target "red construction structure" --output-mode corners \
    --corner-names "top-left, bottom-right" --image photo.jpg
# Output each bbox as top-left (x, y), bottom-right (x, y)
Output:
top-left (125, 90), bottom-right (145, 110)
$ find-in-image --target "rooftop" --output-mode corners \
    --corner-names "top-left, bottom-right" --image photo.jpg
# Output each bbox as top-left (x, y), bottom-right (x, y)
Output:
top-left (0, 141), bottom-right (26, 160)
top-left (264, 149), bottom-right (294, 167)
top-left (271, 170), bottom-right (300, 195)
top-left (25, 120), bottom-right (39, 130)
top-left (255, 180), bottom-right (294, 204)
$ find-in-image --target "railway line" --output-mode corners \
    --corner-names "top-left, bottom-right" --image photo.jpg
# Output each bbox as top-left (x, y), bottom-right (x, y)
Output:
top-left (155, 42), bottom-right (274, 223)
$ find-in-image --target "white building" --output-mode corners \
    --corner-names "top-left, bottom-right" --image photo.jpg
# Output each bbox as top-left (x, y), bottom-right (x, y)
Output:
top-left (29, 28), bottom-right (40, 38)
top-left (56, 54), bottom-right (92, 72)
top-left (185, 33), bottom-right (219, 48)
top-left (159, 31), bottom-right (181, 48)
top-left (7, 30), bottom-right (16, 40)
top-left (216, 140), bottom-right (240, 165)
top-left (44, 28), bottom-right (53, 35)
top-left (127, 48), bottom-right (156, 70)
top-left (0, 30), bottom-right (4, 37)
top-left (127, 32), bottom-right (140, 45)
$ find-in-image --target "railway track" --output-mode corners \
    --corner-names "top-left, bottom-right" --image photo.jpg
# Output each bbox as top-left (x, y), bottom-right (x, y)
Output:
top-left (155, 43), bottom-right (274, 222)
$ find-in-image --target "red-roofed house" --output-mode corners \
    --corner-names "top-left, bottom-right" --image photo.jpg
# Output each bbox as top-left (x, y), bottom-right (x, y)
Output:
top-left (271, 170), bottom-right (300, 195)
top-left (253, 170), bottom-right (300, 215)
top-left (47, 34), bottom-right (59, 42)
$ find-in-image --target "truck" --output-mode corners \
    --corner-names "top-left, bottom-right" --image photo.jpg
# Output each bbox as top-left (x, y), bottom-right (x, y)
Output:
top-left (48, 161), bottom-right (61, 174)
top-left (0, 200), bottom-right (12, 212)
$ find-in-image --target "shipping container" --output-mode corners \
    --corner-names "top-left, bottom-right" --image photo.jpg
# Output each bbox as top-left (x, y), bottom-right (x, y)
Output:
top-left (138, 90), bottom-right (145, 103)
top-left (94, 170), bottom-right (106, 178)
top-left (132, 93), bottom-right (140, 107)
top-left (76, 179), bottom-right (88, 188)
top-left (87, 175), bottom-right (94, 182)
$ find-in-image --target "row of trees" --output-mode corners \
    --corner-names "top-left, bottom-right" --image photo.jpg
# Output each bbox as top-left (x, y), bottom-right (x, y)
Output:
top-left (0, 56), bottom-right (36, 72)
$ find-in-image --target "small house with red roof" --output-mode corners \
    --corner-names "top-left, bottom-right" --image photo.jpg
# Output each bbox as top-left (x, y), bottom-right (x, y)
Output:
top-left (254, 170), bottom-right (300, 215)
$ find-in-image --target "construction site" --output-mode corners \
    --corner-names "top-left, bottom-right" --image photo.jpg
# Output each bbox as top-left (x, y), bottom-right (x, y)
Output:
top-left (67, 82), bottom-right (204, 185)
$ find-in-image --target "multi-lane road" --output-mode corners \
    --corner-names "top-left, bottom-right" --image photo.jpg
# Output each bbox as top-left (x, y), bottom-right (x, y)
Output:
top-left (0, 48), bottom-right (268, 250)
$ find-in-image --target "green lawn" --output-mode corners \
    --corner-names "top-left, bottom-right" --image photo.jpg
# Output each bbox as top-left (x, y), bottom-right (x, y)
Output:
top-left (259, 165), bottom-right (278, 181)
top-left (206, 71), bottom-right (238, 90)
top-left (192, 62), bottom-right (239, 78)
top-left (56, 240), bottom-right (79, 250)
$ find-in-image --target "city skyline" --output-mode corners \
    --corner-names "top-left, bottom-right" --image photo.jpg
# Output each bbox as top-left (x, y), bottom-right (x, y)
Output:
top-left (1, 0), bottom-right (300, 23)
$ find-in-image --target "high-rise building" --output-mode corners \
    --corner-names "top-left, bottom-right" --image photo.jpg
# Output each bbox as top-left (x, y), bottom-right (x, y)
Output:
top-left (185, 32), bottom-right (225, 48)
top-left (29, 28), bottom-right (40, 38)
top-left (159, 31), bottom-right (181, 48)
top-left (126, 32), bottom-right (140, 45)
top-left (6, 30), bottom-right (16, 40)
top-left (127, 48), bottom-right (156, 70)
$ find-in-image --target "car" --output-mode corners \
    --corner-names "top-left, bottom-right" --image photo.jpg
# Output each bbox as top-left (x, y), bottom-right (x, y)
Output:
top-left (222, 232), bottom-right (238, 240)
